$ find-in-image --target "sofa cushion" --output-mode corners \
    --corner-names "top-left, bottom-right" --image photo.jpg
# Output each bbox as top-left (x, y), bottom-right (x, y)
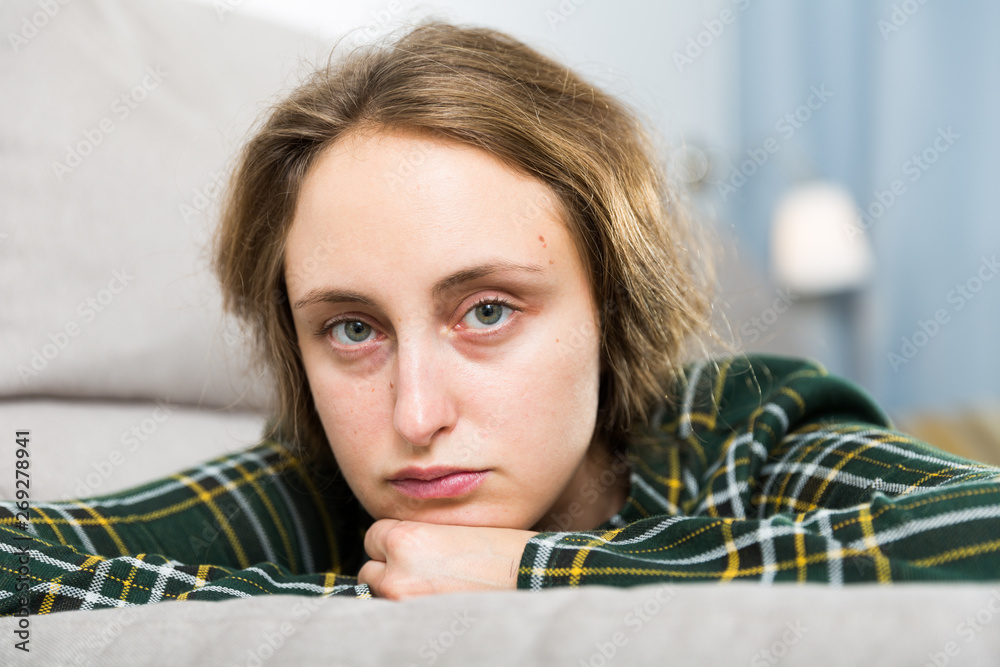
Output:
top-left (2, 581), bottom-right (999, 665)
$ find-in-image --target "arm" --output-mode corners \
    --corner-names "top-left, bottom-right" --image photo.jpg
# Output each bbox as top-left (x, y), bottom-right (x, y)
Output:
top-left (517, 355), bottom-right (1000, 589)
top-left (0, 439), bottom-right (371, 614)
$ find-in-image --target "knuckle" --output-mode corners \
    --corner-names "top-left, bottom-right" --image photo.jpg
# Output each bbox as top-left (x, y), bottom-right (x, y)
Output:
top-left (384, 520), bottom-right (424, 550)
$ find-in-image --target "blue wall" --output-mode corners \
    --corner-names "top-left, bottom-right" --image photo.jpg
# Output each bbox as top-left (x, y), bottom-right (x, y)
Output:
top-left (728, 0), bottom-right (1000, 412)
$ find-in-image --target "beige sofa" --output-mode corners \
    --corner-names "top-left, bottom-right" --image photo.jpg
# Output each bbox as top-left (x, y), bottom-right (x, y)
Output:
top-left (2, 1), bottom-right (1000, 664)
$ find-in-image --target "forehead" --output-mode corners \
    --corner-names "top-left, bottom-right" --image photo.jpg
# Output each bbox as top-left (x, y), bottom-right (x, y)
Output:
top-left (283, 128), bottom-right (578, 297)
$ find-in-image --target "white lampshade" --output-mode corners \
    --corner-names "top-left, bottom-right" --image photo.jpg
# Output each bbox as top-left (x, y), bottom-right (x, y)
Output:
top-left (771, 182), bottom-right (874, 296)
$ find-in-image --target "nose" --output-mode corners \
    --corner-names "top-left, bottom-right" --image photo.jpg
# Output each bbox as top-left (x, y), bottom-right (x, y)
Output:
top-left (391, 328), bottom-right (457, 448)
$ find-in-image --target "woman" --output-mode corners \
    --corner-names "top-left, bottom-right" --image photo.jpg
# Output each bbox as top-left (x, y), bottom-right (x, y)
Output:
top-left (3, 21), bottom-right (1000, 612)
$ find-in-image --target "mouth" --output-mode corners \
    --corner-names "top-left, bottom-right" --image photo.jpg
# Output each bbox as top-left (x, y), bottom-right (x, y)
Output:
top-left (388, 467), bottom-right (489, 499)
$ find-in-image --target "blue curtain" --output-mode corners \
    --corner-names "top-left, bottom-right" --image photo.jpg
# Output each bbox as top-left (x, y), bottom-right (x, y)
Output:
top-left (729, 0), bottom-right (1000, 412)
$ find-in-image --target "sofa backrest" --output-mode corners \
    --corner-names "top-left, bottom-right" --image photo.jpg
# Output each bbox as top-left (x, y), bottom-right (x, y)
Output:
top-left (0, 0), bottom-right (327, 410)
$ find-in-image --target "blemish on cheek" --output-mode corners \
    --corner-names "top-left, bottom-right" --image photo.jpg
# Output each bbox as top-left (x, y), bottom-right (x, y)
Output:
top-left (538, 235), bottom-right (547, 248)
top-left (390, 381), bottom-right (394, 389)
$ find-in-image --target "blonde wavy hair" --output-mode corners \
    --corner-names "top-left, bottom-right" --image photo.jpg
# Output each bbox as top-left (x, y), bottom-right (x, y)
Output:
top-left (213, 21), bottom-right (716, 471)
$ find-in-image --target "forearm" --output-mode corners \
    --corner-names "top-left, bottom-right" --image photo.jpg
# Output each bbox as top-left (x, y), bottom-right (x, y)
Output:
top-left (518, 478), bottom-right (1000, 589)
top-left (0, 527), bottom-right (368, 615)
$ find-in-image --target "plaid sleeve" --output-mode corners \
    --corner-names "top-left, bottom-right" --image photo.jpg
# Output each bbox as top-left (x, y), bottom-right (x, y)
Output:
top-left (0, 438), bottom-right (372, 615)
top-left (518, 354), bottom-right (1000, 589)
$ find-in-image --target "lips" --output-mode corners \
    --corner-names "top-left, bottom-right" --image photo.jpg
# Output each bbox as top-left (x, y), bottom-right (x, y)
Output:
top-left (388, 467), bottom-right (489, 499)
top-left (389, 466), bottom-right (483, 481)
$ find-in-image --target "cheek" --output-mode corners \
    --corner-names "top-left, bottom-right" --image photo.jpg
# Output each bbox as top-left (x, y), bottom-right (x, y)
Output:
top-left (307, 370), bottom-right (389, 479)
top-left (502, 317), bottom-right (602, 465)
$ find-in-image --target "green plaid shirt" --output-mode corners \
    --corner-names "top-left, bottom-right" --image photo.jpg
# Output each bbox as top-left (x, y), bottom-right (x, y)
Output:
top-left (3, 354), bottom-right (1000, 615)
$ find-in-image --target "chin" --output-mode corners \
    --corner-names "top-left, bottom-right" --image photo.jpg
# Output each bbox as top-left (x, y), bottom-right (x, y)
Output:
top-left (381, 503), bottom-right (529, 529)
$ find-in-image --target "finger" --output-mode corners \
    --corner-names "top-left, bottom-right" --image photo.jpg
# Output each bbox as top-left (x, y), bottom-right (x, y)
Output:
top-left (357, 558), bottom-right (386, 597)
top-left (363, 518), bottom-right (401, 562)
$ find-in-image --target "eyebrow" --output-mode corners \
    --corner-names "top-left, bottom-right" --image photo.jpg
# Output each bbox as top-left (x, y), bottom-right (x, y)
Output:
top-left (291, 259), bottom-right (546, 311)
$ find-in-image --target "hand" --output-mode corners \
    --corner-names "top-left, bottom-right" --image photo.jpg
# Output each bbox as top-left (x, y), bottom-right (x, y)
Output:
top-left (357, 519), bottom-right (539, 600)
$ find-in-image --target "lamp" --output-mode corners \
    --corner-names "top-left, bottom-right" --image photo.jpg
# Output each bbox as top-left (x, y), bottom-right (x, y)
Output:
top-left (771, 182), bottom-right (874, 296)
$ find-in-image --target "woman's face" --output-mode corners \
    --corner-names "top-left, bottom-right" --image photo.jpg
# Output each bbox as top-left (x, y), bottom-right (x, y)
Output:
top-left (284, 128), bottom-right (623, 531)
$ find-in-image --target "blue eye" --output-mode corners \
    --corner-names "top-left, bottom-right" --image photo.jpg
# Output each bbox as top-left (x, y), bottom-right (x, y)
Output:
top-left (313, 318), bottom-right (374, 346)
top-left (463, 298), bottom-right (514, 329)
top-left (334, 320), bottom-right (374, 345)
